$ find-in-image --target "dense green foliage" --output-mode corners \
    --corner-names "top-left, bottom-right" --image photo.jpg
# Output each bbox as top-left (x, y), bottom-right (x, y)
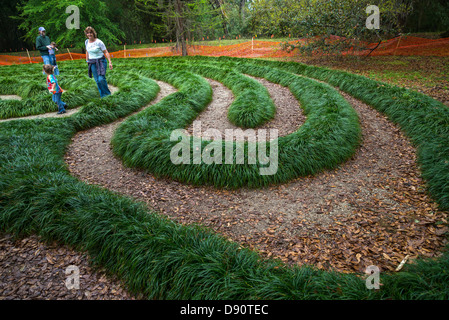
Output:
top-left (4, 0), bottom-right (448, 53)
top-left (0, 0), bottom-right (29, 51)
top-left (0, 57), bottom-right (448, 300)
top-left (272, 0), bottom-right (413, 55)
top-left (16, 0), bottom-right (125, 49)
top-left (405, 0), bottom-right (449, 33)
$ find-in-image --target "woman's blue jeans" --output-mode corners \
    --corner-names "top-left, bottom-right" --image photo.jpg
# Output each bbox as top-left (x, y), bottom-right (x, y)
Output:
top-left (90, 58), bottom-right (111, 98)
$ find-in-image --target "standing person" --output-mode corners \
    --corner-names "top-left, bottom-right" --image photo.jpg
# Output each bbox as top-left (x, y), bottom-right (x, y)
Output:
top-left (84, 26), bottom-right (113, 98)
top-left (36, 27), bottom-right (55, 74)
top-left (48, 42), bottom-right (59, 75)
top-left (43, 64), bottom-right (66, 115)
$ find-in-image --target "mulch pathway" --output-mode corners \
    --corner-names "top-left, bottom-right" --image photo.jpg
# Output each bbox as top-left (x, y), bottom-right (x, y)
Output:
top-left (2, 76), bottom-right (448, 299)
top-left (0, 233), bottom-right (138, 300)
top-left (63, 76), bottom-right (448, 272)
top-left (185, 76), bottom-right (306, 140)
top-left (0, 95), bottom-right (22, 100)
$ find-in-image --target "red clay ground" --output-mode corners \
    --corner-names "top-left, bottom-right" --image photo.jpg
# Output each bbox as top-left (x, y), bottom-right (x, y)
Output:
top-left (1, 35), bottom-right (448, 65)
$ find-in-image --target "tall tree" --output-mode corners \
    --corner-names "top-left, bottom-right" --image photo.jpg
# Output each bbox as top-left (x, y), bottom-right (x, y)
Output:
top-left (15, 0), bottom-right (124, 49)
top-left (209, 0), bottom-right (229, 36)
top-left (108, 0), bottom-right (164, 44)
top-left (136, 0), bottom-right (189, 55)
top-left (174, 0), bottom-right (188, 55)
top-left (249, 0), bottom-right (413, 55)
top-left (136, 0), bottom-right (221, 56)
top-left (220, 0), bottom-right (251, 38)
top-left (405, 0), bottom-right (449, 33)
top-left (0, 0), bottom-right (28, 51)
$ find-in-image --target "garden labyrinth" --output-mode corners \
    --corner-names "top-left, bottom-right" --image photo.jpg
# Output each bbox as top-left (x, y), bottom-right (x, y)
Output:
top-left (1, 56), bottom-right (449, 299)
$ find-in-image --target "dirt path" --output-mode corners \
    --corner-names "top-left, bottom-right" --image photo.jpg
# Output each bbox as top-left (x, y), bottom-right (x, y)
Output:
top-left (0, 233), bottom-right (137, 300)
top-left (2, 76), bottom-right (447, 299)
top-left (294, 56), bottom-right (449, 107)
top-left (0, 95), bottom-right (22, 100)
top-left (186, 77), bottom-right (306, 140)
top-left (0, 81), bottom-right (172, 300)
top-left (64, 77), bottom-right (448, 274)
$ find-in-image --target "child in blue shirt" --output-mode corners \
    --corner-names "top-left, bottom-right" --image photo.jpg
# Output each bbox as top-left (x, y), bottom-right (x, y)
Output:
top-left (43, 64), bottom-right (66, 114)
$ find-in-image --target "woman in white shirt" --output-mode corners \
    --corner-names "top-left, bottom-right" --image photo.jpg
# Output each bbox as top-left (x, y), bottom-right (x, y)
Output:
top-left (84, 26), bottom-right (113, 98)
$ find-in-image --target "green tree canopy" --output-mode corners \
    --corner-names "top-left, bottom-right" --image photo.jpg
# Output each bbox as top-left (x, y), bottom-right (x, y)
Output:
top-left (405, 0), bottom-right (449, 33)
top-left (16, 0), bottom-right (125, 49)
top-left (249, 0), bottom-right (413, 55)
top-left (136, 0), bottom-right (223, 55)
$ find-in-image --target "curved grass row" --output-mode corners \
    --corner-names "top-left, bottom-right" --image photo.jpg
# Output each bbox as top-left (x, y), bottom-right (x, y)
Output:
top-left (162, 56), bottom-right (449, 212)
top-left (0, 76), bottom-right (46, 98)
top-left (0, 58), bottom-right (448, 300)
top-left (114, 59), bottom-right (276, 128)
top-left (228, 57), bottom-right (449, 212)
top-left (0, 63), bottom-right (103, 119)
top-left (164, 61), bottom-right (276, 128)
top-left (112, 57), bottom-right (361, 189)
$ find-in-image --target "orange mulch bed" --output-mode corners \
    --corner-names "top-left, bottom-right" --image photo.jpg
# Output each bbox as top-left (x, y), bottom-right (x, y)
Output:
top-left (1, 36), bottom-right (448, 66)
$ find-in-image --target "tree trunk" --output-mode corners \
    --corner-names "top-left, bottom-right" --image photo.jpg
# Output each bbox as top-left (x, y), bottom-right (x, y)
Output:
top-left (210, 0), bottom-right (229, 36)
top-left (175, 26), bottom-right (180, 53)
top-left (240, 0), bottom-right (245, 21)
top-left (175, 0), bottom-right (188, 56)
top-left (417, 8), bottom-right (423, 31)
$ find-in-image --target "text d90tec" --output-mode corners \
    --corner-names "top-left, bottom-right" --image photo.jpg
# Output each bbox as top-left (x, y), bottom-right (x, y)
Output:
top-left (224, 305), bottom-right (268, 315)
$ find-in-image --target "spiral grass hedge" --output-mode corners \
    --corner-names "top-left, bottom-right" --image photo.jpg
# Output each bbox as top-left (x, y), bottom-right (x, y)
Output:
top-left (0, 57), bottom-right (448, 299)
top-left (111, 58), bottom-right (362, 189)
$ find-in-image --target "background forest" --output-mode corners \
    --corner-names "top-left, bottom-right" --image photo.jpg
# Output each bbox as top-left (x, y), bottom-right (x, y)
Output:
top-left (1, 0), bottom-right (449, 53)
